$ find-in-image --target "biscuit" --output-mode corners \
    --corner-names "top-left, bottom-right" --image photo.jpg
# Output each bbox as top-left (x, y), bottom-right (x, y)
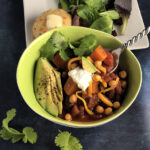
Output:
top-left (32, 9), bottom-right (72, 38)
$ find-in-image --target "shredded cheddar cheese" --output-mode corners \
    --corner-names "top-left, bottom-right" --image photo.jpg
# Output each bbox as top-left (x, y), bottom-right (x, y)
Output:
top-left (101, 77), bottom-right (120, 93)
top-left (68, 57), bottom-right (81, 70)
top-left (98, 66), bottom-right (106, 74)
top-left (88, 81), bottom-right (92, 97)
top-left (76, 91), bottom-right (94, 115)
top-left (101, 79), bottom-right (107, 88)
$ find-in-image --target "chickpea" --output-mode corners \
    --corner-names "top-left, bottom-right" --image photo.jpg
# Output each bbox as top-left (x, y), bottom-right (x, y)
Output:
top-left (65, 113), bottom-right (72, 121)
top-left (113, 101), bottom-right (120, 109)
top-left (93, 74), bottom-right (102, 82)
top-left (119, 70), bottom-right (127, 79)
top-left (109, 80), bottom-right (117, 87)
top-left (104, 107), bottom-right (112, 115)
top-left (69, 94), bottom-right (77, 104)
top-left (62, 71), bottom-right (67, 78)
top-left (96, 105), bottom-right (104, 114)
top-left (121, 80), bottom-right (127, 88)
top-left (71, 63), bottom-right (78, 70)
top-left (94, 61), bottom-right (102, 69)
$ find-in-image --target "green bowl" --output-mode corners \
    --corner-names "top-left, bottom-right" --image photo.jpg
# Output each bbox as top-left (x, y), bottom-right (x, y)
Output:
top-left (17, 27), bottom-right (142, 128)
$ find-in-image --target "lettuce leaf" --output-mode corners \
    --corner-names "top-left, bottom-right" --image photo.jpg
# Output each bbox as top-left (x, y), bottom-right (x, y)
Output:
top-left (77, 5), bottom-right (99, 25)
top-left (90, 15), bottom-right (113, 34)
top-left (99, 10), bottom-right (120, 20)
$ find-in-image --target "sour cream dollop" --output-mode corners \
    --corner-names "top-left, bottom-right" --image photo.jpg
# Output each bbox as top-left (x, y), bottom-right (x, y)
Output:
top-left (68, 67), bottom-right (92, 91)
top-left (46, 14), bottom-right (63, 29)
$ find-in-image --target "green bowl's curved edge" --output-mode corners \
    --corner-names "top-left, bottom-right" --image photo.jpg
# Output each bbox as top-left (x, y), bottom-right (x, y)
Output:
top-left (16, 26), bottom-right (142, 128)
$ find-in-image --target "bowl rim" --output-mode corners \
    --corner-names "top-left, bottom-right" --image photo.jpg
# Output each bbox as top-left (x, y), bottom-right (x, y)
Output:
top-left (16, 26), bottom-right (142, 128)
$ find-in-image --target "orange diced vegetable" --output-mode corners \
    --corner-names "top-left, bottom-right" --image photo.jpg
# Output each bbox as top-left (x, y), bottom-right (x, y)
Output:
top-left (104, 51), bottom-right (114, 67)
top-left (92, 82), bottom-right (99, 94)
top-left (88, 81), bottom-right (92, 97)
top-left (64, 77), bottom-right (78, 96)
top-left (52, 53), bottom-right (67, 69)
top-left (90, 45), bottom-right (107, 61)
top-left (98, 92), bottom-right (113, 107)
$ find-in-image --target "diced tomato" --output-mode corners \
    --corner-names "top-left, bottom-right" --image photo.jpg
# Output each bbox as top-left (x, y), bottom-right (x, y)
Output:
top-left (104, 51), bottom-right (114, 67)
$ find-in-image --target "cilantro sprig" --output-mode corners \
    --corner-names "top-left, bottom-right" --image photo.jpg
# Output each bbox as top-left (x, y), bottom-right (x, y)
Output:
top-left (0, 109), bottom-right (38, 144)
top-left (55, 130), bottom-right (83, 150)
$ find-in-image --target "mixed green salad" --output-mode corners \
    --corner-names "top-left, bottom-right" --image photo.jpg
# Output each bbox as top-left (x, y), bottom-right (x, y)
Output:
top-left (58, 0), bottom-right (132, 35)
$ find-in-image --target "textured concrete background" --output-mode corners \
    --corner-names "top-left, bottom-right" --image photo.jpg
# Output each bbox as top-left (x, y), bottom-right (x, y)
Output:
top-left (0, 0), bottom-right (150, 149)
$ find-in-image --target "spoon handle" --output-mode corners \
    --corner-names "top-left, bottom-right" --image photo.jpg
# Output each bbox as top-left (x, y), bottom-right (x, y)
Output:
top-left (121, 26), bottom-right (150, 50)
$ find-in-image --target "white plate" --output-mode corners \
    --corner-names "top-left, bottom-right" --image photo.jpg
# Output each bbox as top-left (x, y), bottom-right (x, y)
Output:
top-left (23, 0), bottom-right (149, 50)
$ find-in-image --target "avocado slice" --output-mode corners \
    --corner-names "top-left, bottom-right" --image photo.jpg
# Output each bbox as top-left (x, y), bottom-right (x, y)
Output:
top-left (82, 57), bottom-right (97, 73)
top-left (34, 57), bottom-right (63, 117)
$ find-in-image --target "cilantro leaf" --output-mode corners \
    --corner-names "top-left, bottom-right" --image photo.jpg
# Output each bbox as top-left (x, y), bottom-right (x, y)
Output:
top-left (22, 127), bottom-right (38, 144)
top-left (0, 109), bottom-right (38, 144)
top-left (73, 34), bottom-right (98, 57)
top-left (59, 49), bottom-right (70, 61)
top-left (49, 31), bottom-right (68, 50)
top-left (55, 131), bottom-right (83, 150)
top-left (40, 42), bottom-right (58, 60)
top-left (40, 31), bottom-right (68, 60)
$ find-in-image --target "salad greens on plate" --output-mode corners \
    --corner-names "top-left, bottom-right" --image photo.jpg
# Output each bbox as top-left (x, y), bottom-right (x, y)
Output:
top-left (59, 0), bottom-right (132, 35)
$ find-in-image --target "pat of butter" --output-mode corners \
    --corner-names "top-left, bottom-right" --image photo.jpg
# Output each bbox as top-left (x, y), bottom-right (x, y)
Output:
top-left (68, 67), bottom-right (92, 91)
top-left (46, 14), bottom-right (63, 29)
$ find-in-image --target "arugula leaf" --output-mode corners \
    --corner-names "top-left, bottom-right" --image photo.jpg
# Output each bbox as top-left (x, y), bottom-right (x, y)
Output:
top-left (40, 31), bottom-right (68, 60)
top-left (0, 109), bottom-right (38, 144)
top-left (100, 10), bottom-right (120, 20)
top-left (55, 131), bottom-right (83, 150)
top-left (77, 5), bottom-right (99, 25)
top-left (90, 15), bottom-right (113, 34)
top-left (73, 34), bottom-right (98, 57)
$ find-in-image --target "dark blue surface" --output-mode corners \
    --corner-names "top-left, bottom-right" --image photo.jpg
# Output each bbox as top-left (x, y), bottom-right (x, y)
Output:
top-left (0, 0), bottom-right (150, 149)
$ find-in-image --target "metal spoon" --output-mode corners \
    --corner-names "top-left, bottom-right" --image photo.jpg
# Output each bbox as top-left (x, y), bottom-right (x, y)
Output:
top-left (110, 26), bottom-right (150, 73)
